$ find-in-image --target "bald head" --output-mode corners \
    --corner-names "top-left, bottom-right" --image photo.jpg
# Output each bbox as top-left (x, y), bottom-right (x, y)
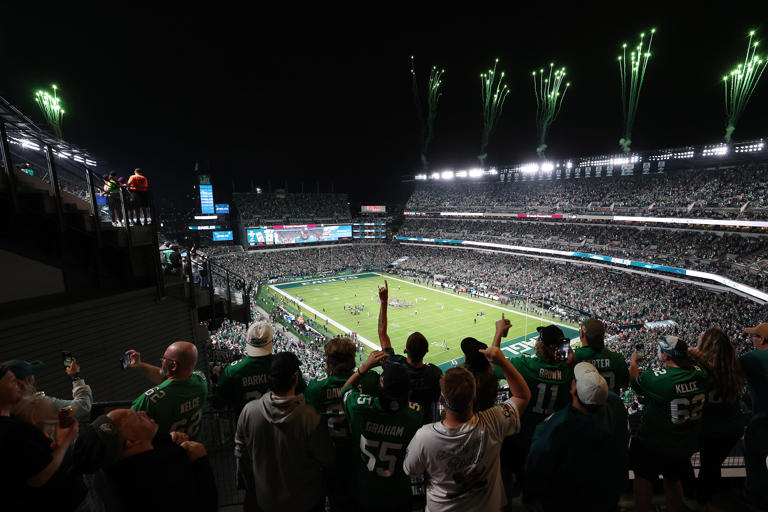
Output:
top-left (163, 342), bottom-right (197, 379)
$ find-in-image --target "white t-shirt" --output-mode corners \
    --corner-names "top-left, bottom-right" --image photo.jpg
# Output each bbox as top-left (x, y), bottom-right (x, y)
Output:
top-left (403, 400), bottom-right (521, 512)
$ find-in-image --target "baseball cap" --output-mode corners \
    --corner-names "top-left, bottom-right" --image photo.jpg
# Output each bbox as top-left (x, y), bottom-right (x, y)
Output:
top-left (745, 323), bottom-right (768, 339)
top-left (380, 362), bottom-right (410, 400)
top-left (536, 325), bottom-right (566, 346)
top-left (270, 352), bottom-right (300, 379)
top-left (574, 362), bottom-right (609, 405)
top-left (581, 318), bottom-right (605, 340)
top-left (246, 321), bottom-right (274, 357)
top-left (658, 336), bottom-right (694, 369)
top-left (2, 360), bottom-right (45, 380)
top-left (461, 337), bottom-right (489, 370)
top-left (71, 414), bottom-right (122, 473)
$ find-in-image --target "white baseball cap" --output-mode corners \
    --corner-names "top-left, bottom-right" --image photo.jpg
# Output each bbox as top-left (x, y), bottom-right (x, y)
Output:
top-left (574, 362), bottom-right (609, 405)
top-left (245, 321), bottom-right (274, 357)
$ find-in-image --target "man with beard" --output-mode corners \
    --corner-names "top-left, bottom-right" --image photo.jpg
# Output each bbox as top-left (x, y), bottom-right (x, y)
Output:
top-left (126, 341), bottom-right (208, 441)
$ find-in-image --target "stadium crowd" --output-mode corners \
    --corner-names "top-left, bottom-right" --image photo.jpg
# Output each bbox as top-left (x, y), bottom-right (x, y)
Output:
top-left (233, 192), bottom-right (352, 225)
top-left (399, 217), bottom-right (768, 291)
top-left (406, 163), bottom-right (768, 219)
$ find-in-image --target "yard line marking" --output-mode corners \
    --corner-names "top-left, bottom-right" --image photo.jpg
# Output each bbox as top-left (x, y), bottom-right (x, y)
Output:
top-left (373, 273), bottom-right (573, 330)
top-left (269, 284), bottom-right (380, 351)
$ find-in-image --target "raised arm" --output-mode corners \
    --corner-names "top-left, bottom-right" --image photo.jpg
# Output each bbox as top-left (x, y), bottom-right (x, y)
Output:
top-left (343, 350), bottom-right (388, 389)
top-left (480, 346), bottom-right (531, 414)
top-left (492, 314), bottom-right (511, 348)
top-left (126, 350), bottom-right (164, 385)
top-left (378, 280), bottom-right (392, 350)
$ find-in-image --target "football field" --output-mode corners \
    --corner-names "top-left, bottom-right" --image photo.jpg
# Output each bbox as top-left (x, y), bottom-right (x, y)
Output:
top-left (268, 273), bottom-right (578, 371)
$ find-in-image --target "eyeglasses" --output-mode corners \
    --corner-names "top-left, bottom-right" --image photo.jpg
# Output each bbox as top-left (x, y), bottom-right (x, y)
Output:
top-left (160, 356), bottom-right (177, 365)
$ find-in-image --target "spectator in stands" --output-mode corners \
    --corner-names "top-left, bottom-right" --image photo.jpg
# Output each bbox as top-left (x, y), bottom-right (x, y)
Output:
top-left (95, 409), bottom-right (217, 511)
top-left (341, 350), bottom-right (424, 511)
top-left (127, 168), bottom-right (149, 226)
top-left (740, 322), bottom-right (768, 510)
top-left (461, 336), bottom-right (498, 412)
top-left (403, 343), bottom-right (530, 511)
top-left (235, 352), bottom-right (333, 512)
top-left (103, 172), bottom-right (123, 226)
top-left (0, 365), bottom-right (83, 510)
top-left (524, 362), bottom-right (629, 511)
top-left (126, 341), bottom-right (208, 441)
top-left (684, 328), bottom-right (745, 505)
top-left (377, 280), bottom-right (442, 423)
top-left (494, 324), bottom-right (574, 491)
top-left (629, 336), bottom-right (709, 512)
top-left (4, 357), bottom-right (93, 423)
top-left (214, 321), bottom-right (306, 412)
top-left (573, 318), bottom-right (629, 393)
top-left (305, 336), bottom-right (378, 511)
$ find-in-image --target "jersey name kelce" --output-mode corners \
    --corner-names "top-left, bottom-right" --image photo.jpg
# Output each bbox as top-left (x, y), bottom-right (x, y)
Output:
top-left (131, 369), bottom-right (208, 441)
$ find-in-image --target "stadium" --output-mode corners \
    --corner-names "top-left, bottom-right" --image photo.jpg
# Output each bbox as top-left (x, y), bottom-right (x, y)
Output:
top-left (1, 11), bottom-right (768, 512)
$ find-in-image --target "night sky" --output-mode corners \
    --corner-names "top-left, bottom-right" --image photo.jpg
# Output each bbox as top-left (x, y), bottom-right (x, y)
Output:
top-left (1, 7), bottom-right (767, 208)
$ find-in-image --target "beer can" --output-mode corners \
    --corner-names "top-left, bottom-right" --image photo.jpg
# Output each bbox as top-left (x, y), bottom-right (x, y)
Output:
top-left (58, 406), bottom-right (75, 428)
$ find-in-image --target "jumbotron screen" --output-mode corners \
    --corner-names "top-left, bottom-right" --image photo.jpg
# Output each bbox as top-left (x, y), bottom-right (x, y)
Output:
top-left (246, 224), bottom-right (352, 246)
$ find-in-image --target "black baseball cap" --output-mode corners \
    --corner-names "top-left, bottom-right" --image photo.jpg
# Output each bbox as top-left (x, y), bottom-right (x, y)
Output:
top-left (461, 337), bottom-right (489, 370)
top-left (381, 363), bottom-right (410, 399)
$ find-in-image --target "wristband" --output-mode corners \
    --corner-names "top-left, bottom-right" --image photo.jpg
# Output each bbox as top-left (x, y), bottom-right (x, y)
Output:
top-left (356, 367), bottom-right (363, 376)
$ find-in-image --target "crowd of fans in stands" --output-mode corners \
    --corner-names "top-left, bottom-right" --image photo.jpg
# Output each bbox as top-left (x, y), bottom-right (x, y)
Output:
top-left (406, 163), bottom-right (768, 218)
top-left (399, 217), bottom-right (768, 291)
top-left (233, 192), bottom-right (352, 225)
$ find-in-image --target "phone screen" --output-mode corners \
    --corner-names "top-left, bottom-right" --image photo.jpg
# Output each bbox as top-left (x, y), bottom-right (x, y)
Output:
top-left (557, 342), bottom-right (570, 361)
top-left (120, 354), bottom-right (131, 369)
top-left (62, 351), bottom-right (73, 368)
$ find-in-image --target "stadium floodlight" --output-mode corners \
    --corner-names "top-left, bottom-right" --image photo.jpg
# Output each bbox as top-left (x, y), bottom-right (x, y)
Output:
top-left (455, 170), bottom-right (468, 178)
top-left (441, 170), bottom-right (454, 180)
top-left (469, 168), bottom-right (484, 178)
top-left (520, 163), bottom-right (539, 173)
top-left (487, 168), bottom-right (498, 175)
top-left (415, 174), bottom-right (427, 180)
top-left (430, 172), bottom-right (440, 180)
top-left (566, 161), bottom-right (573, 169)
top-left (541, 162), bottom-right (554, 172)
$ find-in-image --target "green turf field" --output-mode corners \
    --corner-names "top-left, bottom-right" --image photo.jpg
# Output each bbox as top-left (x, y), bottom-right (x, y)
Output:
top-left (268, 272), bottom-right (578, 371)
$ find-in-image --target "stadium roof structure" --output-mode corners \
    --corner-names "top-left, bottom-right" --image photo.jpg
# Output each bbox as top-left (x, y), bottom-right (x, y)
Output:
top-left (410, 136), bottom-right (768, 182)
top-left (0, 95), bottom-right (99, 172)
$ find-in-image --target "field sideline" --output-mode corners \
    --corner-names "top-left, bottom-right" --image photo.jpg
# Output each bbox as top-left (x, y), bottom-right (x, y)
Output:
top-left (268, 272), bottom-right (578, 370)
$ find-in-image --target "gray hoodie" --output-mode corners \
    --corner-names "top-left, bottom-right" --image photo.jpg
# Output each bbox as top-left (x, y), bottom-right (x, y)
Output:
top-left (234, 391), bottom-right (333, 512)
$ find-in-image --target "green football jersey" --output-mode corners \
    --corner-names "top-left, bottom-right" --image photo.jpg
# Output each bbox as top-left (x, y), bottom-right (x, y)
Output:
top-left (496, 356), bottom-right (574, 438)
top-left (305, 372), bottom-right (379, 439)
top-left (131, 370), bottom-right (209, 441)
top-left (632, 364), bottom-right (710, 456)
top-left (573, 346), bottom-right (629, 393)
top-left (215, 354), bottom-right (306, 410)
top-left (342, 385), bottom-right (423, 510)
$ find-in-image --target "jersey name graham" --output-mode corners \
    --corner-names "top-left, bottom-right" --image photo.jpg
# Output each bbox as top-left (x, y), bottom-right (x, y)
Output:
top-left (364, 421), bottom-right (406, 437)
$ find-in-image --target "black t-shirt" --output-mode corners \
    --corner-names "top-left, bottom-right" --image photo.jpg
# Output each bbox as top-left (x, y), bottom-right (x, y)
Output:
top-left (0, 415), bottom-right (86, 510)
top-left (384, 348), bottom-right (443, 423)
top-left (101, 434), bottom-right (217, 512)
